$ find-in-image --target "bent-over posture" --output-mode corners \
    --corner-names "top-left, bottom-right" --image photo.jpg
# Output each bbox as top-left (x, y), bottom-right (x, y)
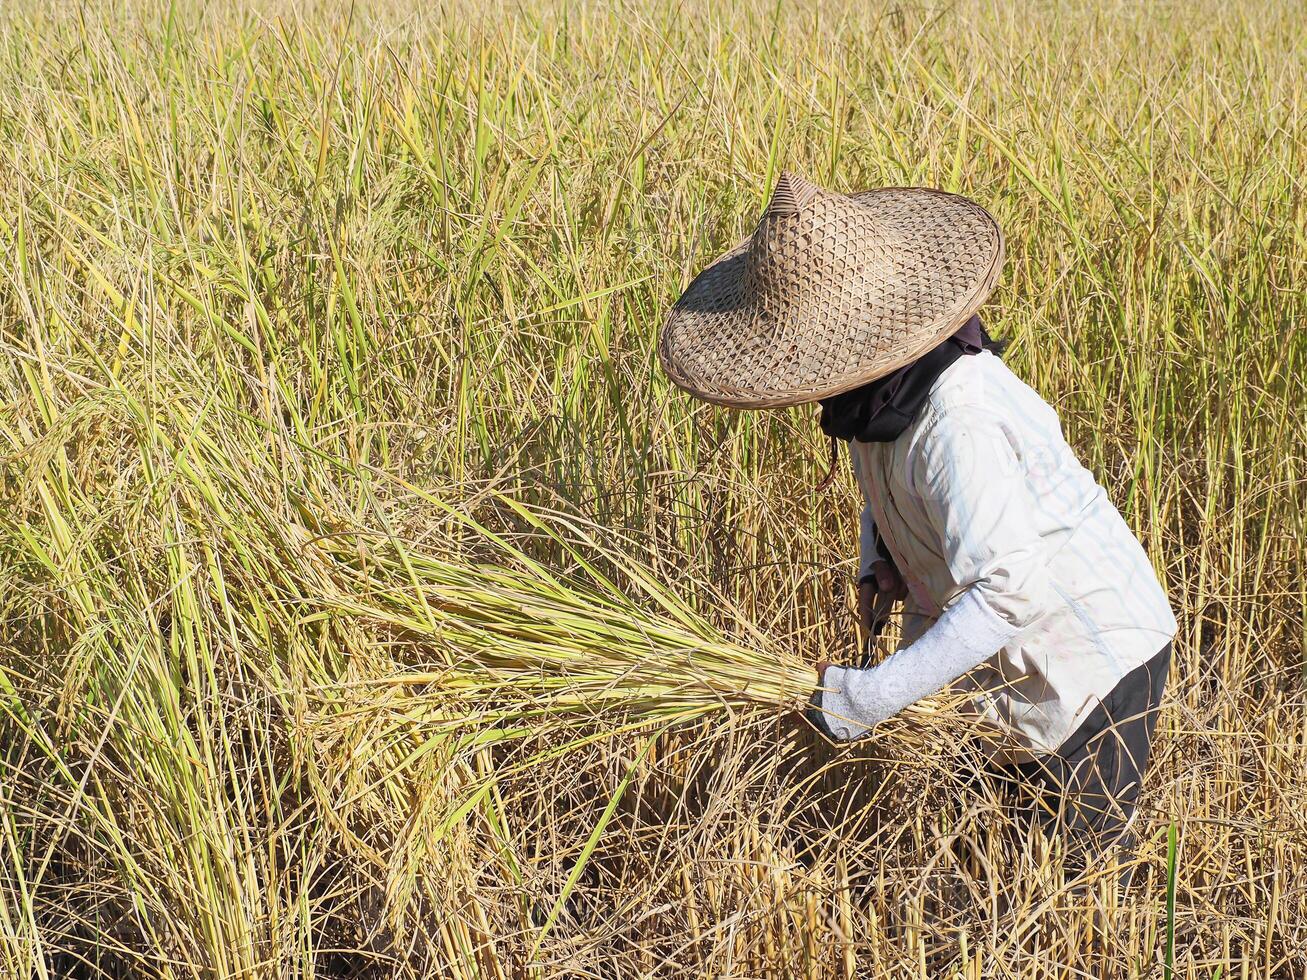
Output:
top-left (658, 172), bottom-right (1176, 853)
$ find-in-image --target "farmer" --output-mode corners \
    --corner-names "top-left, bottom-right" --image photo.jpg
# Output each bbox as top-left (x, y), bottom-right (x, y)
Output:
top-left (658, 172), bottom-right (1176, 855)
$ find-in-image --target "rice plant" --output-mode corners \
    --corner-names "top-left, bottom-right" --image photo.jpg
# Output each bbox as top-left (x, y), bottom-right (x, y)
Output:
top-left (0, 0), bottom-right (1303, 976)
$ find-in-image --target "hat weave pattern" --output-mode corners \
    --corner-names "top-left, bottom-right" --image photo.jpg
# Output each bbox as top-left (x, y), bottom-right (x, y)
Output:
top-left (659, 172), bottom-right (1003, 408)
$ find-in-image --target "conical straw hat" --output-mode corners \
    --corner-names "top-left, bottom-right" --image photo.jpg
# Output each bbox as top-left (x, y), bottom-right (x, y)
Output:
top-left (659, 172), bottom-right (1004, 408)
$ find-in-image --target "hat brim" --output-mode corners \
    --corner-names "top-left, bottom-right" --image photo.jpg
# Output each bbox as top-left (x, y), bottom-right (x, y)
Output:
top-left (659, 187), bottom-right (1004, 409)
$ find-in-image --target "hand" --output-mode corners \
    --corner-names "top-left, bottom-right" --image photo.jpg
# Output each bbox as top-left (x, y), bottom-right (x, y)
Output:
top-left (806, 660), bottom-right (868, 743)
top-left (805, 661), bottom-right (838, 740)
top-left (858, 560), bottom-right (907, 631)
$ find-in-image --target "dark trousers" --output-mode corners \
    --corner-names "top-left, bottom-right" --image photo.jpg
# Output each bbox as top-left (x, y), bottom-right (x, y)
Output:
top-left (989, 643), bottom-right (1171, 851)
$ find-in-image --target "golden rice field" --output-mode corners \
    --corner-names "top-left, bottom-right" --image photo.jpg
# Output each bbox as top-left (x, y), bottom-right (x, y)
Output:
top-left (0, 0), bottom-right (1304, 976)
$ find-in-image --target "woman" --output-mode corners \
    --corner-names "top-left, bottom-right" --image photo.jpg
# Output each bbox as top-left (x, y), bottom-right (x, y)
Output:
top-left (659, 172), bottom-right (1176, 853)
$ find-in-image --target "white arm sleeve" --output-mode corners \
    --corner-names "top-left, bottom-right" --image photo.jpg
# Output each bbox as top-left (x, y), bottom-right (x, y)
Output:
top-left (815, 587), bottom-right (1019, 740)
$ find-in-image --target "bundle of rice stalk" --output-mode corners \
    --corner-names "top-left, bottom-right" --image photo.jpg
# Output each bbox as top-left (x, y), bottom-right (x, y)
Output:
top-left (297, 492), bottom-right (953, 813)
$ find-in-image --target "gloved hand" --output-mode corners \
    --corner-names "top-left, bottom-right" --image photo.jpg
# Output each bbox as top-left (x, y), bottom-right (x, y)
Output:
top-left (804, 661), bottom-right (870, 742)
top-left (804, 661), bottom-right (837, 740)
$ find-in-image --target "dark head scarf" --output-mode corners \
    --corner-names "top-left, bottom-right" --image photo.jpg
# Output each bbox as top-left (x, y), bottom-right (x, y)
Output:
top-left (818, 316), bottom-right (1005, 443)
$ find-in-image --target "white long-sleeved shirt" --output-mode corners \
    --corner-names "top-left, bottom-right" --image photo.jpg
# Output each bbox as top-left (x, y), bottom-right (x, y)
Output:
top-left (815, 350), bottom-right (1177, 761)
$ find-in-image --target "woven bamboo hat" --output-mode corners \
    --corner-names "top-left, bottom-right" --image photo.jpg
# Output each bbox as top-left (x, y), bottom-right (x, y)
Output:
top-left (659, 172), bottom-right (1003, 408)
